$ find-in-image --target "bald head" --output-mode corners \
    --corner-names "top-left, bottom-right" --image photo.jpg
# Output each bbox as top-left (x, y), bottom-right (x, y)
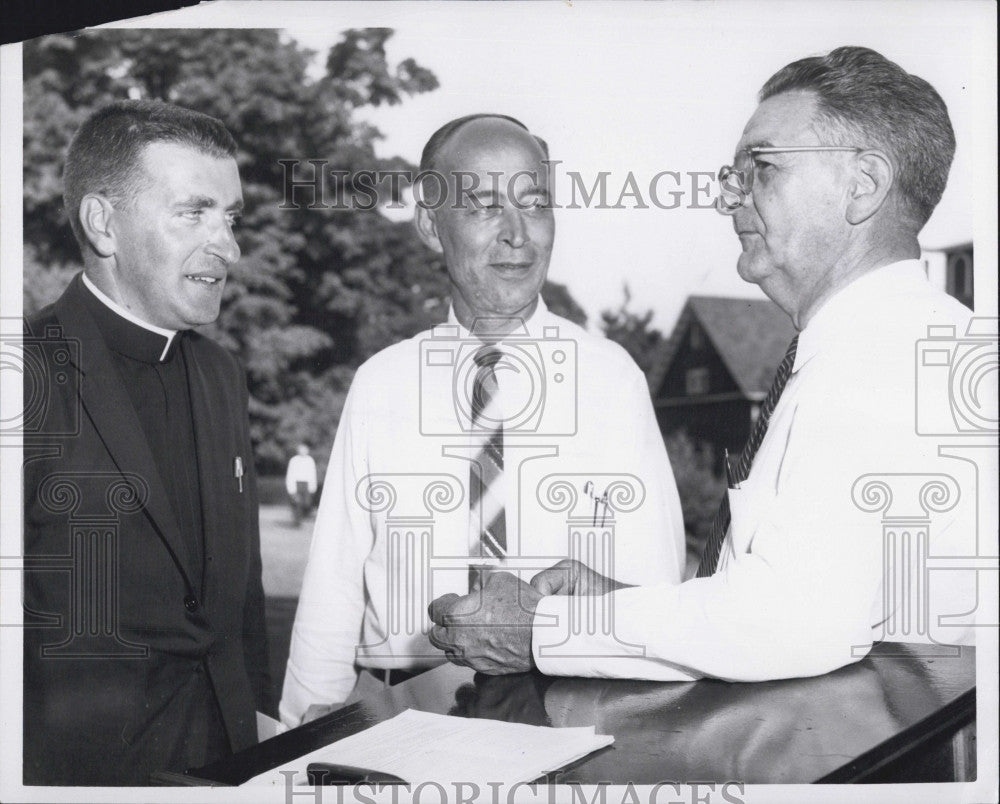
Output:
top-left (414, 114), bottom-right (554, 330)
top-left (419, 113), bottom-right (548, 175)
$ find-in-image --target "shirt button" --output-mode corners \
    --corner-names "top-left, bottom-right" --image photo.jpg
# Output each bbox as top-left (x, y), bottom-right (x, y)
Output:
top-left (184, 594), bottom-right (199, 613)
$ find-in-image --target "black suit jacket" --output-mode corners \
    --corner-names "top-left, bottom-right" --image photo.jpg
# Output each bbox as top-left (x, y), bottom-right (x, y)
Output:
top-left (22, 274), bottom-right (271, 785)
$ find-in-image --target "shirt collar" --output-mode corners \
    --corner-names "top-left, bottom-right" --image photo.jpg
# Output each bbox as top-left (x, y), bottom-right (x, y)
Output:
top-left (794, 259), bottom-right (927, 372)
top-left (445, 297), bottom-right (550, 342)
top-left (81, 272), bottom-right (180, 363)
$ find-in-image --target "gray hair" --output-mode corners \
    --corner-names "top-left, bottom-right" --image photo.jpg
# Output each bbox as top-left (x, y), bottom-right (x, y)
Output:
top-left (760, 46), bottom-right (955, 228)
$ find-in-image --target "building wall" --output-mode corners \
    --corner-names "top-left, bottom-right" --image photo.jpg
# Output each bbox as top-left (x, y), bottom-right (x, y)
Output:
top-left (653, 320), bottom-right (757, 471)
top-left (656, 399), bottom-right (752, 474)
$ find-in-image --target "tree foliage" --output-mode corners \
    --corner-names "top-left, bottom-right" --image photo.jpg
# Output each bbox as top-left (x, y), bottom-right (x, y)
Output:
top-left (24, 29), bottom-right (447, 474)
top-left (599, 283), bottom-right (664, 377)
top-left (24, 28), bottom-right (590, 475)
top-left (663, 430), bottom-right (726, 562)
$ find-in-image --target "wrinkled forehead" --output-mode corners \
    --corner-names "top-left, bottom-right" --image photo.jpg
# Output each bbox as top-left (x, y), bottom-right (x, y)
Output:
top-left (735, 89), bottom-right (823, 153)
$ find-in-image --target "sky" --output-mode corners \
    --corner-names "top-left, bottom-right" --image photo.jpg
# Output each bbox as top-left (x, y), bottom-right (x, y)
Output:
top-left (13, 0), bottom-right (1000, 335)
top-left (273, 0), bottom-right (996, 331)
top-left (86, 0), bottom-right (999, 332)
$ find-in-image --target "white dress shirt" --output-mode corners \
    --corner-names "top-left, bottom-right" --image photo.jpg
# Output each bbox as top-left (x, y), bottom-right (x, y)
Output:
top-left (285, 454), bottom-right (318, 496)
top-left (280, 299), bottom-right (685, 724)
top-left (534, 261), bottom-right (993, 682)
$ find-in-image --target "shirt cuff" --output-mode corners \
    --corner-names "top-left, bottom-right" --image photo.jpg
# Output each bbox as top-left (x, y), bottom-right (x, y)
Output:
top-left (531, 594), bottom-right (699, 682)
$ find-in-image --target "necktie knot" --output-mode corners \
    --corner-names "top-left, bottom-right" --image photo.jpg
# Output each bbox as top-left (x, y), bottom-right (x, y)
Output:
top-left (471, 346), bottom-right (503, 419)
top-left (473, 345), bottom-right (504, 369)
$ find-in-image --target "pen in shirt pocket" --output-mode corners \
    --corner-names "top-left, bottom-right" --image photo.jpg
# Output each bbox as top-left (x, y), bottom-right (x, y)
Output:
top-left (234, 456), bottom-right (244, 493)
top-left (724, 448), bottom-right (740, 490)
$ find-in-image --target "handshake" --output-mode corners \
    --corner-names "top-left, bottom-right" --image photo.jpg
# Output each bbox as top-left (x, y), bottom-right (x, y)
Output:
top-left (427, 559), bottom-right (633, 675)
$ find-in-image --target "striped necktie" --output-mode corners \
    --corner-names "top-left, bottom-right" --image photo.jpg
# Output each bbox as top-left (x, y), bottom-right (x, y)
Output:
top-left (469, 345), bottom-right (507, 563)
top-left (696, 335), bottom-right (799, 578)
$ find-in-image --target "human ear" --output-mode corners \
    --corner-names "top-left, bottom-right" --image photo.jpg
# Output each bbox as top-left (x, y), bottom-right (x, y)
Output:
top-left (845, 150), bottom-right (893, 225)
top-left (78, 194), bottom-right (118, 258)
top-left (414, 204), bottom-right (444, 254)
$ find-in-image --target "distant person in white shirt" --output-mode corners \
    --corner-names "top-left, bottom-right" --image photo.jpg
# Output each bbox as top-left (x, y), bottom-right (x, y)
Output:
top-left (429, 47), bottom-right (996, 681)
top-left (285, 443), bottom-right (317, 526)
top-left (280, 114), bottom-right (685, 724)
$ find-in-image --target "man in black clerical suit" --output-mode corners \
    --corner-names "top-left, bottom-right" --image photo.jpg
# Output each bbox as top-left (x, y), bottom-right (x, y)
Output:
top-left (22, 100), bottom-right (272, 785)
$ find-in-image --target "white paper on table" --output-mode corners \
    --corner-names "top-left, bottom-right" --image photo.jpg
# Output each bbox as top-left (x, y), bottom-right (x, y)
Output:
top-left (256, 711), bottom-right (289, 742)
top-left (242, 708), bottom-right (614, 787)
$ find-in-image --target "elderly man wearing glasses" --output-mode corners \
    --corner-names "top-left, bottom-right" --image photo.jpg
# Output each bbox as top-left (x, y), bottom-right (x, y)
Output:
top-left (429, 46), bottom-right (994, 682)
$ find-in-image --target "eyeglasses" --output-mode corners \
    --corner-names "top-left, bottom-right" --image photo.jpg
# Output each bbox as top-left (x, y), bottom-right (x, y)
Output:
top-left (715, 146), bottom-right (863, 214)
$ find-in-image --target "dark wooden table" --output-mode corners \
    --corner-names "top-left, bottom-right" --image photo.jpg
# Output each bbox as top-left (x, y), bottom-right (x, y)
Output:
top-left (183, 642), bottom-right (975, 786)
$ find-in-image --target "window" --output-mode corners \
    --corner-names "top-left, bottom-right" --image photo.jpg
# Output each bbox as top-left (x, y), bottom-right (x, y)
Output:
top-left (946, 251), bottom-right (974, 308)
top-left (685, 367), bottom-right (710, 395)
top-left (690, 324), bottom-right (704, 351)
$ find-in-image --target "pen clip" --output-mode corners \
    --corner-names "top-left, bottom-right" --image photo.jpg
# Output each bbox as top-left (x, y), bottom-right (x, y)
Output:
top-left (234, 456), bottom-right (244, 493)
top-left (724, 448), bottom-right (740, 490)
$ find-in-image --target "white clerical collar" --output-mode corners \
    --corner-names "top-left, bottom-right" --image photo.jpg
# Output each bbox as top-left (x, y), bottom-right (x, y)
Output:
top-left (82, 272), bottom-right (179, 362)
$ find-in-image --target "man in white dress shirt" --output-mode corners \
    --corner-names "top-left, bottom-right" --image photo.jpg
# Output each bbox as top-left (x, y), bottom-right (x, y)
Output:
top-left (280, 114), bottom-right (685, 723)
top-left (429, 47), bottom-right (995, 681)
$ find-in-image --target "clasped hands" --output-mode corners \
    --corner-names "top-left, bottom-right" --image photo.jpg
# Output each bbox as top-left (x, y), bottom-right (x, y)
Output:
top-left (427, 559), bottom-right (630, 674)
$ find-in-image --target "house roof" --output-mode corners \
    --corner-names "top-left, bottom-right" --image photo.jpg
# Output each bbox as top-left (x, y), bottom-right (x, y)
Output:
top-left (649, 295), bottom-right (797, 400)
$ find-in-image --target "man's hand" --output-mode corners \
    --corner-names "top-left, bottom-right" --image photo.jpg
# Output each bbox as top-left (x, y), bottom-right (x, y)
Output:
top-left (530, 558), bottom-right (633, 596)
top-left (301, 702), bottom-right (336, 725)
top-left (427, 572), bottom-right (541, 674)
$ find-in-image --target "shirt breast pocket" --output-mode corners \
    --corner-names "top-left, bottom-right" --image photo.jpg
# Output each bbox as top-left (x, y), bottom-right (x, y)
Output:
top-left (728, 484), bottom-right (756, 556)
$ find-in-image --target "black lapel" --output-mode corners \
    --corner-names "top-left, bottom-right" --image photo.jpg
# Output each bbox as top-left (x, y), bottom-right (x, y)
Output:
top-left (182, 334), bottom-right (236, 602)
top-left (52, 275), bottom-right (198, 589)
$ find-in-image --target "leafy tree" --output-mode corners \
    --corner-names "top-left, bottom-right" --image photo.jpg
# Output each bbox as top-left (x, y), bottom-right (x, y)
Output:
top-left (599, 283), bottom-right (664, 376)
top-left (540, 280), bottom-right (587, 327)
top-left (663, 429), bottom-right (726, 577)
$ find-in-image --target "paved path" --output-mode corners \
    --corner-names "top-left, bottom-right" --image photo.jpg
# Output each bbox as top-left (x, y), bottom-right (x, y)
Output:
top-left (259, 503), bottom-right (313, 597)
top-left (259, 503), bottom-right (314, 703)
